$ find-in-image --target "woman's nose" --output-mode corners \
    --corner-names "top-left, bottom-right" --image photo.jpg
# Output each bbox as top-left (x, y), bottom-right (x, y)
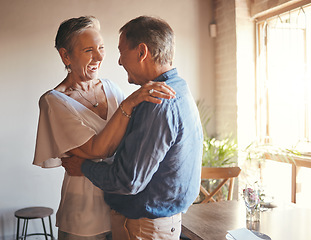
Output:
top-left (94, 50), bottom-right (104, 61)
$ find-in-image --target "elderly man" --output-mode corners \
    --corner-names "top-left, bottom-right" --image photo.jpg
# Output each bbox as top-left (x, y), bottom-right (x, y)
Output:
top-left (63, 16), bottom-right (203, 240)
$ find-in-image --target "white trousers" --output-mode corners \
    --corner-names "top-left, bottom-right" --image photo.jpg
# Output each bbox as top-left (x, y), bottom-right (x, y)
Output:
top-left (110, 210), bottom-right (181, 240)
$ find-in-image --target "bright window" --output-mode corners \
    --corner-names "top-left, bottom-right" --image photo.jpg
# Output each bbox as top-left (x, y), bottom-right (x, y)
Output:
top-left (256, 4), bottom-right (311, 206)
top-left (256, 5), bottom-right (311, 150)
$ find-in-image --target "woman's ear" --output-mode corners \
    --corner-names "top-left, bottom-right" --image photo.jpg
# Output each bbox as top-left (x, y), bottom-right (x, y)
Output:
top-left (138, 43), bottom-right (148, 62)
top-left (58, 48), bottom-right (71, 66)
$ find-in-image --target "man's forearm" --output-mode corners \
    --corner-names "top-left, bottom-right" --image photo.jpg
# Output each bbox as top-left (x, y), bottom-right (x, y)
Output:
top-left (81, 160), bottom-right (144, 195)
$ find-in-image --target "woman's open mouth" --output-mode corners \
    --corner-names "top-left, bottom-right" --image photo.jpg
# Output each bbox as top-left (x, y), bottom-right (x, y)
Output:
top-left (88, 65), bottom-right (98, 72)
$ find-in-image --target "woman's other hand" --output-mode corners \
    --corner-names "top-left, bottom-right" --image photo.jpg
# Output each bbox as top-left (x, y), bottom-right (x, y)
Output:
top-left (122, 81), bottom-right (175, 113)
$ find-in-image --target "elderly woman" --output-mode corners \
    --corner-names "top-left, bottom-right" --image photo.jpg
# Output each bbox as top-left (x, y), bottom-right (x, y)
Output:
top-left (33, 16), bottom-right (175, 240)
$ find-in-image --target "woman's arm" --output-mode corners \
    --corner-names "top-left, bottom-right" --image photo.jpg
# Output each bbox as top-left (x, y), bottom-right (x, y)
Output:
top-left (68, 81), bottom-right (175, 159)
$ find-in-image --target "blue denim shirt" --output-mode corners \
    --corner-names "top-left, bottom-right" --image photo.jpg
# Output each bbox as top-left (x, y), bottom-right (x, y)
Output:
top-left (82, 68), bottom-right (203, 219)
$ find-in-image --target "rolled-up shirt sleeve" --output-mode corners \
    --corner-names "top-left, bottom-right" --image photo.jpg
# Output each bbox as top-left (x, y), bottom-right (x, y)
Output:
top-left (82, 100), bottom-right (178, 195)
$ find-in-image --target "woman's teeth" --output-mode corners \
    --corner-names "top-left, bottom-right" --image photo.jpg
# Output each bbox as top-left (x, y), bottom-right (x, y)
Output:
top-left (88, 66), bottom-right (98, 71)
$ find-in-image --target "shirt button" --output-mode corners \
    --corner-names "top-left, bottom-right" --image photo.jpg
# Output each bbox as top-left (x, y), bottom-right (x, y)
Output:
top-left (171, 227), bottom-right (175, 232)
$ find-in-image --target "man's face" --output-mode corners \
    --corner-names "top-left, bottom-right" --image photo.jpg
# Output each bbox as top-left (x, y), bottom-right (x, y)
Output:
top-left (118, 33), bottom-right (144, 85)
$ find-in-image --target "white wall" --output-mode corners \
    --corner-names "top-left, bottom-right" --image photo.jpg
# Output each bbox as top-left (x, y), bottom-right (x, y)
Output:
top-left (0, 0), bottom-right (214, 238)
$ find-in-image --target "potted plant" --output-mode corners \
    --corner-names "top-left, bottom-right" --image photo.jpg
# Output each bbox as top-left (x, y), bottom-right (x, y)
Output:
top-left (196, 100), bottom-right (238, 202)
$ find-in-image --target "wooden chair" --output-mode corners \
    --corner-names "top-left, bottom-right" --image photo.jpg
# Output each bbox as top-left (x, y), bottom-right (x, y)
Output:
top-left (200, 167), bottom-right (241, 203)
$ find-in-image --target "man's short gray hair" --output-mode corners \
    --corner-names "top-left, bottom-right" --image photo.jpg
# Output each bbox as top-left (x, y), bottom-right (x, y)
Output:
top-left (120, 16), bottom-right (175, 66)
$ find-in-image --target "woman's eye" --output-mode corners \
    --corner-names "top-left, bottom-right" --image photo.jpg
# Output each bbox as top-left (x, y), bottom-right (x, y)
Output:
top-left (85, 49), bottom-right (92, 53)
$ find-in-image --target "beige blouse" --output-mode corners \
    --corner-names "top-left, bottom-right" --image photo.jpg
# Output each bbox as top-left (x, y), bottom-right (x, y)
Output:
top-left (33, 79), bottom-right (124, 236)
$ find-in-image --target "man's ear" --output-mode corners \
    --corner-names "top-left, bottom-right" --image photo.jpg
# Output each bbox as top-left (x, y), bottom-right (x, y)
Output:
top-left (58, 48), bottom-right (71, 66)
top-left (138, 43), bottom-right (148, 62)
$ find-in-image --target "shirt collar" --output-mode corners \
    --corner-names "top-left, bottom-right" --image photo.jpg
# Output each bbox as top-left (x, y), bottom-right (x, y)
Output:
top-left (153, 68), bottom-right (177, 82)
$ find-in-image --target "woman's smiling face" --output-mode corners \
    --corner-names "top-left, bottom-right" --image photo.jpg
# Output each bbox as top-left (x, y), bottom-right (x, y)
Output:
top-left (68, 28), bottom-right (105, 82)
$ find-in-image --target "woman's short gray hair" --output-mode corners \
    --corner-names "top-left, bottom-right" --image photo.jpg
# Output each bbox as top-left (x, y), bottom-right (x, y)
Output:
top-left (55, 16), bottom-right (100, 52)
top-left (119, 16), bottom-right (175, 66)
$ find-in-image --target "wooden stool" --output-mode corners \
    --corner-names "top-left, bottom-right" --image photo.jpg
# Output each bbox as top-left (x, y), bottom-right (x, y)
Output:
top-left (15, 207), bottom-right (54, 240)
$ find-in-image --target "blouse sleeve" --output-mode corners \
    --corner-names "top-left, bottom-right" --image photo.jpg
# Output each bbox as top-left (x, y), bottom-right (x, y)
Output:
top-left (33, 91), bottom-right (97, 168)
